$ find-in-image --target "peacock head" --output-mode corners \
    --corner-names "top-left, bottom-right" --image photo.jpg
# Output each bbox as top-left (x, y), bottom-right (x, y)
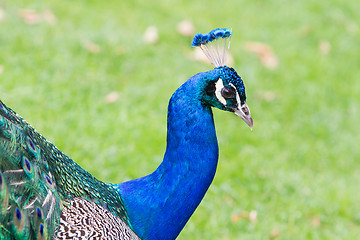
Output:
top-left (192, 28), bottom-right (253, 129)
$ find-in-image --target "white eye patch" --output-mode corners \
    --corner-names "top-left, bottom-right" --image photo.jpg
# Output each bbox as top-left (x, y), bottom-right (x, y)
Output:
top-left (215, 78), bottom-right (227, 105)
top-left (229, 82), bottom-right (241, 108)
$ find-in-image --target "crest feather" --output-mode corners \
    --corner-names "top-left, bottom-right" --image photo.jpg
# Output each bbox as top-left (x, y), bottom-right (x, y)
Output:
top-left (192, 28), bottom-right (232, 67)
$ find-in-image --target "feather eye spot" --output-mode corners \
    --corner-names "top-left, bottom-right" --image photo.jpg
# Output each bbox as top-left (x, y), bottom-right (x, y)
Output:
top-left (25, 160), bottom-right (30, 170)
top-left (0, 172), bottom-right (2, 186)
top-left (44, 174), bottom-right (55, 189)
top-left (46, 176), bottom-right (52, 185)
top-left (39, 223), bottom-right (44, 236)
top-left (27, 136), bottom-right (36, 151)
top-left (16, 208), bottom-right (22, 220)
top-left (37, 207), bottom-right (42, 218)
top-left (22, 157), bottom-right (32, 173)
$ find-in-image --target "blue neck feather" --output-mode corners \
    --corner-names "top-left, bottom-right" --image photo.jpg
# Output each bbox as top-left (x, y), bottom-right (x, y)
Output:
top-left (116, 71), bottom-right (220, 240)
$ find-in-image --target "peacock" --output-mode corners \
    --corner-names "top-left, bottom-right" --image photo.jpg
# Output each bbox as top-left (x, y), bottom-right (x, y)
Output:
top-left (0, 28), bottom-right (253, 240)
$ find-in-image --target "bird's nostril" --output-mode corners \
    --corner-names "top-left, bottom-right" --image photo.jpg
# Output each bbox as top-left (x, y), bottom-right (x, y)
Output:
top-left (242, 107), bottom-right (249, 115)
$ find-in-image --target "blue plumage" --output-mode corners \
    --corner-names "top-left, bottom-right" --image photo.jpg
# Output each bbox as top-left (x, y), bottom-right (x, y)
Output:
top-left (117, 71), bottom-right (220, 240)
top-left (0, 28), bottom-right (252, 240)
top-left (116, 65), bottom-right (252, 240)
top-left (191, 28), bottom-right (232, 47)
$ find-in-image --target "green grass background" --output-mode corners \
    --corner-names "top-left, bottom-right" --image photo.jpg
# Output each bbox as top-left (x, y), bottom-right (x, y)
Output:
top-left (1, 0), bottom-right (360, 239)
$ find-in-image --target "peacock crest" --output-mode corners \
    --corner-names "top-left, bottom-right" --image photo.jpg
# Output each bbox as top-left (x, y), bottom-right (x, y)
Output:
top-left (192, 28), bottom-right (232, 67)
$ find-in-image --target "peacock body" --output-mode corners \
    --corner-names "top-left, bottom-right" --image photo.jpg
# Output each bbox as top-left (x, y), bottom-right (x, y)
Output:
top-left (0, 28), bottom-right (253, 240)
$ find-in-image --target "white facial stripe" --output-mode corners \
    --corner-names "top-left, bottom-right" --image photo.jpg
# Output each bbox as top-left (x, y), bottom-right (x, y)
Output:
top-left (215, 78), bottom-right (227, 105)
top-left (229, 82), bottom-right (241, 107)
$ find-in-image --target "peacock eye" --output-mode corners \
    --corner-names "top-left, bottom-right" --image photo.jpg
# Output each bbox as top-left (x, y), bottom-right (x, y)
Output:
top-left (221, 87), bottom-right (236, 99)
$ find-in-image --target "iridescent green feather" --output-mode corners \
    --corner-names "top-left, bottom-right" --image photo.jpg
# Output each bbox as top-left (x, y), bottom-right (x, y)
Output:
top-left (0, 99), bottom-right (132, 239)
top-left (0, 103), bottom-right (62, 239)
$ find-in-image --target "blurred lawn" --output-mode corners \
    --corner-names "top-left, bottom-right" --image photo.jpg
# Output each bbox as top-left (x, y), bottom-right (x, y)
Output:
top-left (1, 0), bottom-right (360, 239)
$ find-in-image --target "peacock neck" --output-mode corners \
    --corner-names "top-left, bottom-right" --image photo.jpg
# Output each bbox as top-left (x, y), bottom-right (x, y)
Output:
top-left (116, 73), bottom-right (219, 240)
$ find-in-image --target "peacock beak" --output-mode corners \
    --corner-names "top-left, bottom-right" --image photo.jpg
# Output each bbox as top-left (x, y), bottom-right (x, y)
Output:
top-left (233, 102), bottom-right (253, 130)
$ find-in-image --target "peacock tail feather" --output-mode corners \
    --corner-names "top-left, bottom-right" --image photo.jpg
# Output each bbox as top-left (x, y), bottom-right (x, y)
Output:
top-left (0, 100), bottom-right (139, 239)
